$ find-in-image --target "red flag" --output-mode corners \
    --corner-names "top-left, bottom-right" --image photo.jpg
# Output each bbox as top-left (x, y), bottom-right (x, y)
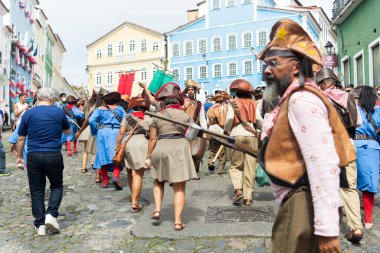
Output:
top-left (118, 72), bottom-right (135, 96)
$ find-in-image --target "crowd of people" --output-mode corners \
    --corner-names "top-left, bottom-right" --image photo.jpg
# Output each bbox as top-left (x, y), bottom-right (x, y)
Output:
top-left (1, 18), bottom-right (379, 252)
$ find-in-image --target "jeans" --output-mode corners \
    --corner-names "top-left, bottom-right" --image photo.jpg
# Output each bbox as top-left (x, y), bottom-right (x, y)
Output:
top-left (0, 140), bottom-right (5, 172)
top-left (27, 152), bottom-right (64, 228)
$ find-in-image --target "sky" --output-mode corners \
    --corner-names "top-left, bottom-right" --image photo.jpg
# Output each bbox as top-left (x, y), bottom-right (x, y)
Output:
top-left (37, 0), bottom-right (333, 86)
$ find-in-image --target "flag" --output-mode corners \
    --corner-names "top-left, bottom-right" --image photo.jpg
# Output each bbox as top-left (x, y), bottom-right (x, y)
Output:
top-left (33, 46), bottom-right (38, 57)
top-left (15, 46), bottom-right (20, 65)
top-left (118, 72), bottom-right (135, 96)
top-left (148, 70), bottom-right (174, 94)
top-left (27, 38), bottom-right (34, 53)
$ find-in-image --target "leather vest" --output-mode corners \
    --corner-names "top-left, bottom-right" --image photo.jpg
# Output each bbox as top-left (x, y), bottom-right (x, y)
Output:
top-left (208, 103), bottom-right (227, 127)
top-left (232, 98), bottom-right (257, 126)
top-left (264, 85), bottom-right (356, 187)
top-left (184, 98), bottom-right (202, 125)
top-left (329, 95), bottom-right (358, 139)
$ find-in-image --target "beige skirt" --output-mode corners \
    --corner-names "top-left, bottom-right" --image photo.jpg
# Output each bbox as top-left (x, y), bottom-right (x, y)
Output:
top-left (78, 126), bottom-right (91, 141)
top-left (124, 134), bottom-right (148, 170)
top-left (151, 138), bottom-right (197, 183)
top-left (79, 126), bottom-right (96, 154)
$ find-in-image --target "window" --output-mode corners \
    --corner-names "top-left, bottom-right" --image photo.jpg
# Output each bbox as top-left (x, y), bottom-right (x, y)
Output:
top-left (354, 51), bottom-right (364, 85)
top-left (185, 67), bottom-right (193, 80)
top-left (243, 32), bottom-right (252, 48)
top-left (244, 60), bottom-right (253, 75)
top-left (173, 69), bottom-right (180, 82)
top-left (96, 72), bottom-right (102, 85)
top-left (141, 39), bottom-right (147, 52)
top-left (242, 0), bottom-right (252, 4)
top-left (228, 62), bottom-right (237, 76)
top-left (129, 40), bottom-right (136, 52)
top-left (96, 50), bottom-right (102, 58)
top-left (185, 41), bottom-right (193, 56)
top-left (107, 44), bottom-right (113, 57)
top-left (118, 42), bottom-right (124, 54)
top-left (369, 38), bottom-right (380, 86)
top-left (213, 64), bottom-right (222, 78)
top-left (257, 60), bottom-right (264, 73)
top-left (212, 37), bottom-right (222, 52)
top-left (341, 56), bottom-right (350, 86)
top-left (227, 0), bottom-right (236, 7)
top-left (199, 66), bottom-right (207, 79)
top-left (212, 0), bottom-right (220, 9)
top-left (141, 68), bottom-right (147, 81)
top-left (198, 39), bottom-right (207, 54)
top-left (153, 42), bottom-right (159, 51)
top-left (258, 30), bottom-right (268, 46)
top-left (227, 34), bottom-right (237, 50)
top-left (172, 43), bottom-right (180, 57)
top-left (107, 71), bottom-right (113, 85)
top-left (118, 71), bottom-right (122, 80)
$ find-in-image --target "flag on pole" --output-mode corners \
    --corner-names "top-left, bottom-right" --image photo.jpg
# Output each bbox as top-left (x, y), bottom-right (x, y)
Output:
top-left (117, 72), bottom-right (135, 96)
top-left (148, 70), bottom-right (174, 94)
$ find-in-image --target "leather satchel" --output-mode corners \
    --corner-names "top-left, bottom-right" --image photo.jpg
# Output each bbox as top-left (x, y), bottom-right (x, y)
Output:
top-left (113, 124), bottom-right (139, 165)
top-left (190, 137), bottom-right (206, 160)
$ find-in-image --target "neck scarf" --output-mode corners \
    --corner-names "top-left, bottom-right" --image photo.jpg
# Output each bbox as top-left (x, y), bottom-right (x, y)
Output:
top-left (323, 88), bottom-right (348, 108)
top-left (67, 104), bottom-right (74, 110)
top-left (131, 111), bottom-right (145, 119)
top-left (163, 104), bottom-right (183, 110)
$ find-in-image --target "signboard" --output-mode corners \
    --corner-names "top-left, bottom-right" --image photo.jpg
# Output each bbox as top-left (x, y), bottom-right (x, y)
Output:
top-left (323, 54), bottom-right (338, 68)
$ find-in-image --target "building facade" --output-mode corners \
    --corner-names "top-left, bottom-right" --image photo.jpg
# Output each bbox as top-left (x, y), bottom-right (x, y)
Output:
top-left (168, 0), bottom-right (322, 95)
top-left (87, 22), bottom-right (164, 95)
top-left (0, 0), bottom-right (10, 106)
top-left (333, 0), bottom-right (380, 87)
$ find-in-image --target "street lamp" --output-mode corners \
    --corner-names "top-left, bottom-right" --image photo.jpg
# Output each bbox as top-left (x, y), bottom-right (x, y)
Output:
top-left (325, 41), bottom-right (334, 54)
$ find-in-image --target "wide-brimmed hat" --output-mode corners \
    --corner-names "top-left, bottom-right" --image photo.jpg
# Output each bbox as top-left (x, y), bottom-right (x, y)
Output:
top-left (155, 82), bottom-right (184, 105)
top-left (315, 68), bottom-right (341, 86)
top-left (213, 91), bottom-right (231, 102)
top-left (182, 80), bottom-right (201, 94)
top-left (127, 97), bottom-right (150, 111)
top-left (121, 94), bottom-right (130, 102)
top-left (229, 79), bottom-right (255, 94)
top-left (102, 90), bottom-right (121, 104)
top-left (66, 95), bottom-right (77, 104)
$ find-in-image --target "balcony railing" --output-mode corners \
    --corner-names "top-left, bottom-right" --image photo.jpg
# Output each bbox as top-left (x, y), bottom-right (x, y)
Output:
top-left (332, 0), bottom-right (352, 20)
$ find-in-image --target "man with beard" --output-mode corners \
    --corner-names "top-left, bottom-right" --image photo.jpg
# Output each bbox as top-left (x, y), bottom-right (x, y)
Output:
top-left (315, 68), bottom-right (363, 242)
top-left (259, 19), bottom-right (355, 253)
top-left (182, 80), bottom-right (207, 174)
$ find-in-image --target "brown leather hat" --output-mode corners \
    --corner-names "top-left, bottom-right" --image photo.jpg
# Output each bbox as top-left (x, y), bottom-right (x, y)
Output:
top-left (155, 82), bottom-right (184, 105)
top-left (182, 80), bottom-right (201, 94)
top-left (229, 79), bottom-right (255, 94)
top-left (315, 68), bottom-right (340, 85)
top-left (213, 91), bottom-right (231, 102)
top-left (66, 95), bottom-right (77, 104)
top-left (127, 97), bottom-right (150, 111)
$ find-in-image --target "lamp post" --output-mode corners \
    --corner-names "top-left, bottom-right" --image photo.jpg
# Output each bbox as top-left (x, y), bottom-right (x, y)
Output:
top-left (324, 41), bottom-right (334, 54)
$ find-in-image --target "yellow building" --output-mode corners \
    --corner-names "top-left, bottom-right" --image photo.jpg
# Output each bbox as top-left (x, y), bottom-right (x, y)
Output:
top-left (87, 22), bottom-right (164, 95)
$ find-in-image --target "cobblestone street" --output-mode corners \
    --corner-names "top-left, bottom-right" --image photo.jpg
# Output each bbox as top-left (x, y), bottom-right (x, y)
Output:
top-left (1, 132), bottom-right (380, 253)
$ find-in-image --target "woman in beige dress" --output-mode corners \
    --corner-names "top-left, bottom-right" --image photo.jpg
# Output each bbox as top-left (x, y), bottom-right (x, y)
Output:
top-left (116, 97), bottom-right (151, 213)
top-left (145, 83), bottom-right (197, 231)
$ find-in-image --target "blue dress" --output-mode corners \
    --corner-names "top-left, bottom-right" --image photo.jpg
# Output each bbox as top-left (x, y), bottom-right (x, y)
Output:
top-left (89, 106), bottom-right (126, 170)
top-left (65, 107), bottom-right (84, 141)
top-left (354, 106), bottom-right (380, 194)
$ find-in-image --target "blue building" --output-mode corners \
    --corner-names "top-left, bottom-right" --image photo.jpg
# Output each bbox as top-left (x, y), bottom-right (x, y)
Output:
top-left (168, 0), bottom-right (321, 95)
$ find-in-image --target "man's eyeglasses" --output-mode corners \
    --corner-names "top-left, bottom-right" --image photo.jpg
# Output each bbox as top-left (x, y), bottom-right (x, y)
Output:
top-left (263, 58), bottom-right (298, 71)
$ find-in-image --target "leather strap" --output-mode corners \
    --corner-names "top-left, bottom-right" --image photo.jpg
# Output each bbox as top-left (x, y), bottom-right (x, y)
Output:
top-left (366, 111), bottom-right (380, 136)
top-left (228, 99), bottom-right (257, 136)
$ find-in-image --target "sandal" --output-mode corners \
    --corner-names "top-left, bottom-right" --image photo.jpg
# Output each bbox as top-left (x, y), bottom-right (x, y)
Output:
top-left (95, 178), bottom-right (102, 184)
top-left (174, 223), bottom-right (185, 231)
top-left (345, 229), bottom-right (363, 243)
top-left (151, 211), bottom-right (161, 220)
top-left (81, 168), bottom-right (88, 173)
top-left (131, 204), bottom-right (144, 213)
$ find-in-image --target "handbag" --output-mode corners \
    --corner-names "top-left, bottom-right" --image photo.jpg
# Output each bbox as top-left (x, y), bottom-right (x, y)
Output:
top-left (190, 137), bottom-right (206, 160)
top-left (255, 164), bottom-right (271, 187)
top-left (112, 124), bottom-right (139, 165)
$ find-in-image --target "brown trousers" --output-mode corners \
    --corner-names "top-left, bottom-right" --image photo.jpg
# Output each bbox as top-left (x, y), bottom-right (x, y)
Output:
top-left (270, 190), bottom-right (318, 253)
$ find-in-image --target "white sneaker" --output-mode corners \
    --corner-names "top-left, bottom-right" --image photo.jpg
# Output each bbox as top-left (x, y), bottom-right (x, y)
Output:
top-left (45, 214), bottom-right (60, 233)
top-left (365, 223), bottom-right (374, 230)
top-left (35, 225), bottom-right (46, 236)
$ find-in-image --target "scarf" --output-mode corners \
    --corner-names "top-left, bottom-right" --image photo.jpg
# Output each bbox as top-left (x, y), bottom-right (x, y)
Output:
top-left (262, 79), bottom-right (318, 140)
top-left (67, 104), bottom-right (74, 110)
top-left (323, 88), bottom-right (348, 109)
top-left (131, 111), bottom-right (145, 119)
top-left (163, 104), bottom-right (183, 110)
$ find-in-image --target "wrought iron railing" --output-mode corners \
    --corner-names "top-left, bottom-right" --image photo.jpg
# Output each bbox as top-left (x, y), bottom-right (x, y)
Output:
top-left (332, 0), bottom-right (352, 20)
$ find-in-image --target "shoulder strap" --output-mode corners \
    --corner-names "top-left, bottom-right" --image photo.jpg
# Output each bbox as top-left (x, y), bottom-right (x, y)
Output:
top-left (125, 114), bottom-right (149, 137)
top-left (193, 100), bottom-right (202, 122)
top-left (228, 99), bottom-right (257, 136)
top-left (108, 107), bottom-right (122, 123)
top-left (366, 111), bottom-right (380, 135)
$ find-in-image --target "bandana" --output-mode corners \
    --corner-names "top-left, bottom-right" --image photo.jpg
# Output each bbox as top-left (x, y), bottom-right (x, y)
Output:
top-left (131, 111), bottom-right (145, 119)
top-left (163, 104), bottom-right (183, 110)
top-left (67, 104), bottom-right (74, 110)
top-left (323, 88), bottom-right (348, 109)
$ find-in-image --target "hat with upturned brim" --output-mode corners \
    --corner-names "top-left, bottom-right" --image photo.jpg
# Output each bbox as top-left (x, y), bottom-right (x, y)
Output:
top-left (155, 82), bottom-right (184, 105)
top-left (213, 91), bottom-right (231, 102)
top-left (182, 80), bottom-right (201, 94)
top-left (229, 79), bottom-right (255, 94)
top-left (66, 95), bottom-right (77, 104)
top-left (127, 96), bottom-right (150, 111)
top-left (315, 68), bottom-right (341, 86)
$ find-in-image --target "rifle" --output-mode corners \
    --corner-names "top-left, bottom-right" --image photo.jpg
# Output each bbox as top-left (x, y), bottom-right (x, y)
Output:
top-left (145, 111), bottom-right (258, 158)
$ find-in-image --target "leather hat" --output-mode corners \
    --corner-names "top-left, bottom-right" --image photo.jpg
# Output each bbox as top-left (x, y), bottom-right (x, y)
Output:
top-left (315, 68), bottom-right (340, 85)
top-left (121, 94), bottom-right (130, 102)
top-left (66, 95), bottom-right (77, 104)
top-left (213, 91), bottom-right (231, 102)
top-left (182, 80), bottom-right (201, 94)
top-left (102, 90), bottom-right (121, 104)
top-left (155, 82), bottom-right (184, 105)
top-left (229, 79), bottom-right (255, 94)
top-left (127, 97), bottom-right (150, 111)
top-left (258, 19), bottom-right (323, 67)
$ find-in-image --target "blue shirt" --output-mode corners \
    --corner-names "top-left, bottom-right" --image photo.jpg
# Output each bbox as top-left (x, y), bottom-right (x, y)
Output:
top-left (18, 105), bottom-right (70, 152)
top-left (204, 102), bottom-right (213, 113)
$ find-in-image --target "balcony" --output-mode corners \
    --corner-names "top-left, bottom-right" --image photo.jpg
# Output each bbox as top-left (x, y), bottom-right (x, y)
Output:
top-left (332, 0), bottom-right (351, 20)
top-left (332, 0), bottom-right (363, 24)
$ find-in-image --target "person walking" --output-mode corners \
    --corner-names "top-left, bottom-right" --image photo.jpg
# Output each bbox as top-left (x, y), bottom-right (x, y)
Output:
top-left (116, 97), bottom-right (151, 213)
top-left (145, 83), bottom-right (197, 231)
top-left (224, 79), bottom-right (258, 206)
top-left (0, 109), bottom-right (10, 177)
top-left (258, 19), bottom-right (356, 252)
top-left (316, 68), bottom-right (364, 242)
top-left (89, 91), bottom-right (126, 190)
top-left (354, 86), bottom-right (380, 230)
top-left (63, 96), bottom-right (84, 156)
top-left (16, 87), bottom-right (71, 236)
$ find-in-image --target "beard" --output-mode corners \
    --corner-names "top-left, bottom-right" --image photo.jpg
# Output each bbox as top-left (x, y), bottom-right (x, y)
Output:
top-left (263, 74), bottom-right (292, 102)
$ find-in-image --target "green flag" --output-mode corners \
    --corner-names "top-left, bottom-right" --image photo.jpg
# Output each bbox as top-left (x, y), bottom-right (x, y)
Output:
top-left (148, 70), bottom-right (174, 94)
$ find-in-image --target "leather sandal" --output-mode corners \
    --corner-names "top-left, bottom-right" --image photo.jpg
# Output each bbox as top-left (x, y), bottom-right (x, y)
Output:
top-left (174, 223), bottom-right (185, 231)
top-left (243, 199), bottom-right (253, 206)
top-left (345, 229), bottom-right (363, 243)
top-left (151, 211), bottom-right (161, 220)
top-left (131, 204), bottom-right (144, 213)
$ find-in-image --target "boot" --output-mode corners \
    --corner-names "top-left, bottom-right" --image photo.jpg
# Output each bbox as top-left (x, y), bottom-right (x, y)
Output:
top-left (112, 166), bottom-right (122, 190)
top-left (99, 167), bottom-right (109, 189)
top-left (73, 140), bottom-right (78, 154)
top-left (67, 141), bottom-right (72, 156)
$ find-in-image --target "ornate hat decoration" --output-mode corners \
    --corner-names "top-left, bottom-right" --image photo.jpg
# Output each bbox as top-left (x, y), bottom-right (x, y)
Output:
top-left (182, 80), bottom-right (201, 94)
top-left (155, 82), bottom-right (184, 105)
top-left (229, 79), bottom-right (255, 94)
top-left (127, 96), bottom-right (150, 111)
top-left (315, 68), bottom-right (341, 87)
top-left (66, 95), bottom-right (77, 104)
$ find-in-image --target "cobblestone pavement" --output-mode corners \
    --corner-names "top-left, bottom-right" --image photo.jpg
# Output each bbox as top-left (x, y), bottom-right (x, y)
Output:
top-left (0, 131), bottom-right (380, 253)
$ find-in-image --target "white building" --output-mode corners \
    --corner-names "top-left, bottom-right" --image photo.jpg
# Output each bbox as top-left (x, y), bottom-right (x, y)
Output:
top-left (0, 0), bottom-right (11, 108)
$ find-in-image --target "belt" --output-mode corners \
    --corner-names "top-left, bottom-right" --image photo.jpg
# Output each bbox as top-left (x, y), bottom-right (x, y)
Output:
top-left (158, 133), bottom-right (184, 140)
top-left (354, 134), bottom-right (376, 141)
top-left (98, 125), bottom-right (120, 129)
top-left (281, 186), bottom-right (310, 205)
